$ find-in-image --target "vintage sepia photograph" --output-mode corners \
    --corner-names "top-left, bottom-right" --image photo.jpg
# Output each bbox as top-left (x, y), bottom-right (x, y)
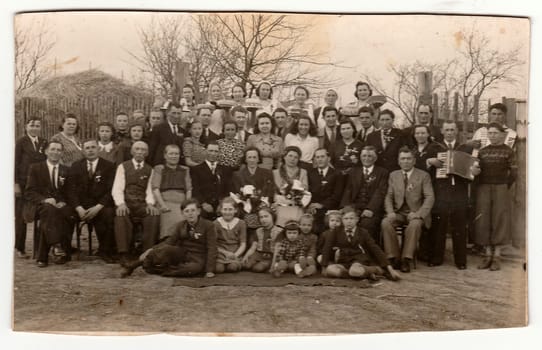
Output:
top-left (11, 10), bottom-right (529, 335)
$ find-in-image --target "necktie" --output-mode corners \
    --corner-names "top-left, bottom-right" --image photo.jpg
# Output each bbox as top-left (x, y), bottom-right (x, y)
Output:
top-left (403, 172), bottom-right (409, 201)
top-left (32, 138), bottom-right (37, 152)
top-left (136, 162), bottom-right (142, 170)
top-left (447, 142), bottom-right (453, 150)
top-left (52, 166), bottom-right (57, 189)
top-left (210, 162), bottom-right (216, 174)
top-left (330, 128), bottom-right (336, 144)
top-left (88, 161), bottom-right (94, 179)
top-left (364, 167), bottom-right (370, 177)
top-left (346, 229), bottom-right (353, 242)
top-left (173, 124), bottom-right (179, 135)
top-left (382, 130), bottom-right (389, 149)
top-left (319, 169), bottom-right (324, 178)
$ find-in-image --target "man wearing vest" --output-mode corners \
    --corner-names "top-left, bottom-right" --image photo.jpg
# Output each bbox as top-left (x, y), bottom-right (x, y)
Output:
top-left (112, 141), bottom-right (160, 265)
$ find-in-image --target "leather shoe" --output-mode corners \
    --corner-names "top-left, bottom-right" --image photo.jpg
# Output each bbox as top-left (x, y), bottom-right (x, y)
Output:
top-left (456, 264), bottom-right (467, 270)
top-left (37, 261), bottom-right (48, 268)
top-left (53, 244), bottom-right (66, 257)
top-left (400, 259), bottom-right (411, 273)
top-left (16, 250), bottom-right (30, 259)
top-left (389, 258), bottom-right (401, 270)
top-left (489, 257), bottom-right (501, 271)
top-left (477, 256), bottom-right (492, 269)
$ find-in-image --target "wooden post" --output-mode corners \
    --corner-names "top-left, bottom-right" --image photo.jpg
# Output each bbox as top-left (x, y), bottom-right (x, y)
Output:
top-left (417, 71), bottom-right (433, 106)
top-left (473, 94), bottom-right (480, 131)
top-left (173, 61), bottom-right (190, 104)
top-left (502, 97), bottom-right (517, 129)
top-left (462, 95), bottom-right (469, 143)
top-left (432, 93), bottom-right (439, 127)
top-left (452, 92), bottom-right (459, 124)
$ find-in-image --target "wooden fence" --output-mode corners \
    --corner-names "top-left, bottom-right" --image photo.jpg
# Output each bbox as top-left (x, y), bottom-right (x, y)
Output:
top-left (429, 92), bottom-right (520, 144)
top-left (15, 96), bottom-right (154, 140)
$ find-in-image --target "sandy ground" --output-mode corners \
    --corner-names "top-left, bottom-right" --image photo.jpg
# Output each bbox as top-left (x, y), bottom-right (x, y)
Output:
top-left (12, 228), bottom-right (527, 334)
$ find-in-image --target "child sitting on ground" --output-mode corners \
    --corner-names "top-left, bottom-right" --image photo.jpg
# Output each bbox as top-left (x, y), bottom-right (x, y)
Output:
top-left (242, 207), bottom-right (283, 272)
top-left (214, 197), bottom-right (247, 273)
top-left (297, 213), bottom-right (318, 277)
top-left (316, 210), bottom-right (343, 265)
top-left (322, 207), bottom-right (401, 281)
top-left (271, 220), bottom-right (310, 278)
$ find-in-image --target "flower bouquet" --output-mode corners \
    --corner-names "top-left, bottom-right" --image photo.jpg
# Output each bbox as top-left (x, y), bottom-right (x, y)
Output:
top-left (274, 179), bottom-right (312, 227)
top-left (230, 185), bottom-right (270, 228)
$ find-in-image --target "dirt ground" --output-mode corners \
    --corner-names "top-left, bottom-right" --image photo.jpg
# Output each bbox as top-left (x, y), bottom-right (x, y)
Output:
top-left (12, 228), bottom-right (527, 334)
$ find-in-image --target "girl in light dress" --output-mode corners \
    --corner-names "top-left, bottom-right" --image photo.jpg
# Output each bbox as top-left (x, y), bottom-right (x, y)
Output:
top-left (214, 197), bottom-right (247, 273)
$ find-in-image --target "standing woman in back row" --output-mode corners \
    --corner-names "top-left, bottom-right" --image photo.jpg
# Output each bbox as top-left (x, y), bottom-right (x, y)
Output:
top-left (254, 81), bottom-right (283, 116)
top-left (287, 86), bottom-right (315, 125)
top-left (51, 113), bottom-right (84, 167)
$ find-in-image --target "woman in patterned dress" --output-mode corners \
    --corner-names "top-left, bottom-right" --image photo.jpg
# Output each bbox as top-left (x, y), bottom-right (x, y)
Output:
top-left (51, 113), bottom-right (83, 166)
top-left (217, 120), bottom-right (245, 171)
top-left (183, 120), bottom-right (207, 167)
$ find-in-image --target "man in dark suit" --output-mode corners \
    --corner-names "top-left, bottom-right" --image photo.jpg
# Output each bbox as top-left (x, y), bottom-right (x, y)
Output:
top-left (148, 102), bottom-right (185, 166)
top-left (365, 109), bottom-right (405, 172)
top-left (381, 146), bottom-right (435, 273)
top-left (341, 146), bottom-right (388, 241)
top-left (24, 141), bottom-right (77, 267)
top-left (14, 117), bottom-right (48, 258)
top-left (402, 104), bottom-right (444, 147)
top-left (191, 142), bottom-right (230, 220)
top-left (231, 106), bottom-right (252, 142)
top-left (66, 139), bottom-right (116, 262)
top-left (356, 106), bottom-right (378, 143)
top-left (318, 107), bottom-right (342, 153)
top-left (425, 121), bottom-right (474, 269)
top-left (272, 108), bottom-right (292, 139)
top-left (196, 104), bottom-right (221, 144)
top-left (308, 148), bottom-right (345, 234)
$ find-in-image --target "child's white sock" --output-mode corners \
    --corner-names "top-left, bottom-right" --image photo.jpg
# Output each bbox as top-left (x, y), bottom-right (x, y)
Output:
top-left (294, 263), bottom-right (302, 275)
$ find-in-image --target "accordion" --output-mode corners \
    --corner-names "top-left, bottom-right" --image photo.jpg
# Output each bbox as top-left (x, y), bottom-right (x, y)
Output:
top-left (436, 150), bottom-right (477, 180)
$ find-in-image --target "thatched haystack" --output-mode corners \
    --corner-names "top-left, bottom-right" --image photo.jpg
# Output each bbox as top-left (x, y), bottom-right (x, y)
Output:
top-left (18, 69), bottom-right (152, 100)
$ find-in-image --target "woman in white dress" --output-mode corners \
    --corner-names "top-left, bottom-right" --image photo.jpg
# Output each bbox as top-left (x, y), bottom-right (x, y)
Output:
top-left (253, 81), bottom-right (283, 116)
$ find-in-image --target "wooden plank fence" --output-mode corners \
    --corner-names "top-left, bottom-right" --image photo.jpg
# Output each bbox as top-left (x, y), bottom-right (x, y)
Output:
top-left (15, 96), bottom-right (154, 140)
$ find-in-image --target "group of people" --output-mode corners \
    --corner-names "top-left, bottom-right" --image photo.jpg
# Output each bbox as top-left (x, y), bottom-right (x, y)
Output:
top-left (14, 81), bottom-right (518, 281)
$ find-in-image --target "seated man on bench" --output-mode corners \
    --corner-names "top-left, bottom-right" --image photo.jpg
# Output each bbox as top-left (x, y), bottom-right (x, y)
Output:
top-left (24, 141), bottom-right (76, 267)
top-left (112, 141), bottom-right (160, 265)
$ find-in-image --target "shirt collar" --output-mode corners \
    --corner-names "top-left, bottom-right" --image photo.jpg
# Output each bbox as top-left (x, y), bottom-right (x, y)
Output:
top-left (403, 168), bottom-right (414, 178)
top-left (132, 158), bottom-right (144, 168)
top-left (363, 165), bottom-right (374, 173)
top-left (205, 160), bottom-right (216, 168)
top-left (46, 160), bottom-right (58, 170)
top-left (87, 158), bottom-right (99, 167)
top-left (28, 135), bottom-right (38, 143)
top-left (318, 166), bottom-right (329, 176)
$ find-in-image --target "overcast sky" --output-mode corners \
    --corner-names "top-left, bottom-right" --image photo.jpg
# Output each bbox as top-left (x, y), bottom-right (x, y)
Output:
top-left (14, 12), bottom-right (530, 109)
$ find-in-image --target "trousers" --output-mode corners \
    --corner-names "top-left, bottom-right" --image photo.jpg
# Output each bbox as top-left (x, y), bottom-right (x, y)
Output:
top-left (381, 213), bottom-right (423, 260)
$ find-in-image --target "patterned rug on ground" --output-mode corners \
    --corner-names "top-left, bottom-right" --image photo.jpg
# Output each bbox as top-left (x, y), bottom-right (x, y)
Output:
top-left (171, 271), bottom-right (380, 288)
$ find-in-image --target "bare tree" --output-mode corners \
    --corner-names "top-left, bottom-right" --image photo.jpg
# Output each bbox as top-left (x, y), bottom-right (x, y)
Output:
top-left (363, 26), bottom-right (524, 124)
top-left (453, 26), bottom-right (524, 114)
top-left (127, 15), bottom-right (187, 99)
top-left (14, 18), bottom-right (56, 94)
top-left (194, 14), bottom-right (342, 96)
